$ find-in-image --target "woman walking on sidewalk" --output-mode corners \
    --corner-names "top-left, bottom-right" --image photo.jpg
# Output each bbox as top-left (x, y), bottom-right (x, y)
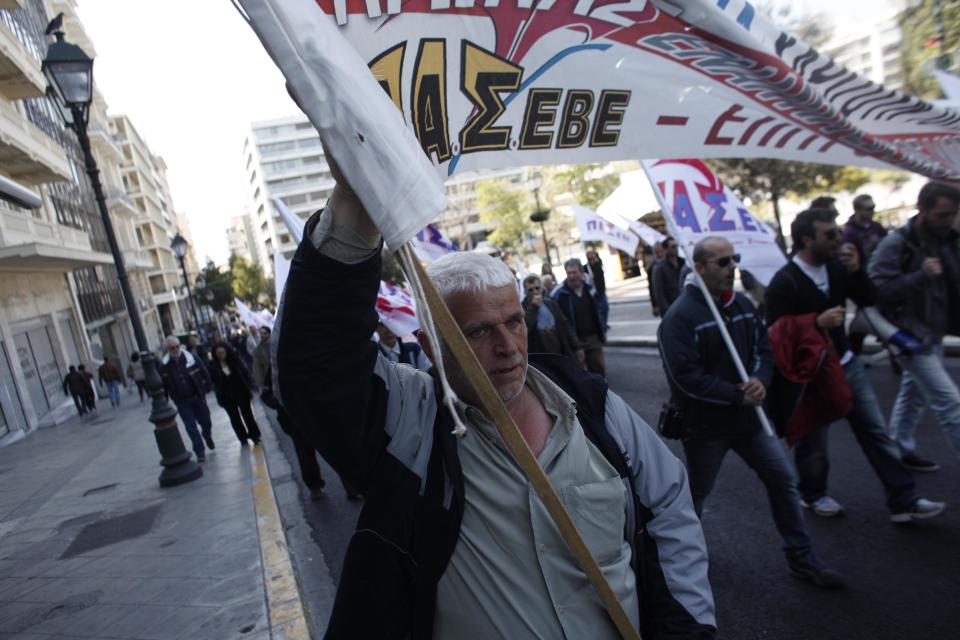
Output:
top-left (208, 344), bottom-right (262, 445)
top-left (126, 352), bottom-right (147, 402)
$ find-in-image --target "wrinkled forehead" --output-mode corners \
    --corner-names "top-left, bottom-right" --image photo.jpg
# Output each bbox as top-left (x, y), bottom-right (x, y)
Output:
top-left (445, 284), bottom-right (522, 324)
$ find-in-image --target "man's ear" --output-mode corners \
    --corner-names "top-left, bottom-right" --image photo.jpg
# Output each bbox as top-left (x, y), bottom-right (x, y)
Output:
top-left (416, 329), bottom-right (434, 363)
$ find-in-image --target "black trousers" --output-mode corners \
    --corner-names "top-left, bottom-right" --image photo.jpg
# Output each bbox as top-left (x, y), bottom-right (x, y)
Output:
top-left (223, 400), bottom-right (262, 443)
top-left (71, 392), bottom-right (86, 416)
top-left (277, 408), bottom-right (325, 490)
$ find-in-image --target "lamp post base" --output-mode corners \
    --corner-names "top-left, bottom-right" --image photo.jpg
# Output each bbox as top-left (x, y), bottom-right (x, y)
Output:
top-left (155, 423), bottom-right (203, 488)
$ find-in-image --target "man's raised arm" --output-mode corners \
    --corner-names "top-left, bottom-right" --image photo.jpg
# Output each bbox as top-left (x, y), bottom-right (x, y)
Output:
top-left (273, 178), bottom-right (390, 489)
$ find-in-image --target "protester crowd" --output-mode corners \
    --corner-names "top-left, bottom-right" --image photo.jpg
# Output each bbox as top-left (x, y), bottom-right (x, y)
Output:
top-left (71, 169), bottom-right (955, 637)
top-left (250, 154), bottom-right (960, 639)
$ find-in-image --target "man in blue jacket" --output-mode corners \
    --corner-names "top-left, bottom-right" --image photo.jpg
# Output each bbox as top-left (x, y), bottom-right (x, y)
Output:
top-left (160, 335), bottom-right (214, 461)
top-left (552, 258), bottom-right (606, 376)
top-left (659, 236), bottom-right (843, 590)
top-left (274, 162), bottom-right (716, 639)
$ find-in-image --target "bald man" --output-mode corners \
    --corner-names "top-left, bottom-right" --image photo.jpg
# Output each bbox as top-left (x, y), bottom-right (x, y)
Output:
top-left (659, 236), bottom-right (844, 590)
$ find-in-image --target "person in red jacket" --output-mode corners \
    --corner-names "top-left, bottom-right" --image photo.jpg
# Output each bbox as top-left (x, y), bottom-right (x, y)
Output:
top-left (765, 208), bottom-right (945, 524)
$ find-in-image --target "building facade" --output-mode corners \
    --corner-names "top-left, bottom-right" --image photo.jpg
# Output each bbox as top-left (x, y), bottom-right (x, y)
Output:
top-left (110, 114), bottom-right (193, 339)
top-left (227, 211), bottom-right (259, 265)
top-left (242, 115), bottom-right (333, 276)
top-left (823, 11), bottom-right (903, 91)
top-left (0, 0), bottom-right (122, 436)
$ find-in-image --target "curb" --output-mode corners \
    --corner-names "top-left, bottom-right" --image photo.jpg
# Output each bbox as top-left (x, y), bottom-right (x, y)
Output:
top-left (250, 443), bottom-right (312, 639)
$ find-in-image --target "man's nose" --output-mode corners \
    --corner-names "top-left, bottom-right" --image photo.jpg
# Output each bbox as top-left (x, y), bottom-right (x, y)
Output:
top-left (491, 324), bottom-right (518, 355)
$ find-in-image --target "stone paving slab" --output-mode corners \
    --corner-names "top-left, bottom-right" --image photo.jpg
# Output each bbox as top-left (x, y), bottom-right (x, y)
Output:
top-left (0, 392), bottom-right (307, 639)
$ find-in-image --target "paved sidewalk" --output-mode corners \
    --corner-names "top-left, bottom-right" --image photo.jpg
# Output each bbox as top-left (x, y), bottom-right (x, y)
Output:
top-left (0, 392), bottom-right (308, 639)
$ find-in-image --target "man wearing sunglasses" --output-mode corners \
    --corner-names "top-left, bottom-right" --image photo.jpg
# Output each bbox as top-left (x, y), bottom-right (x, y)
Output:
top-left (659, 236), bottom-right (844, 589)
top-left (842, 194), bottom-right (888, 356)
top-left (842, 194), bottom-right (887, 264)
top-left (765, 209), bottom-right (945, 524)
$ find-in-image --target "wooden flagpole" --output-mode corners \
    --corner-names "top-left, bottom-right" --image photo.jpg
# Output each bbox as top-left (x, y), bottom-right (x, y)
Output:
top-left (403, 248), bottom-right (642, 640)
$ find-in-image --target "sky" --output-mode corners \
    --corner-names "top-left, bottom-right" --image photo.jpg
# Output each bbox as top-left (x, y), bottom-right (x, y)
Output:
top-left (75, 0), bottom-right (895, 266)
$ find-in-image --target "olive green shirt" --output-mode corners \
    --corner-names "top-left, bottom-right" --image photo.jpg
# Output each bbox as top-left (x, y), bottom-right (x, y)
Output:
top-left (433, 368), bottom-right (639, 639)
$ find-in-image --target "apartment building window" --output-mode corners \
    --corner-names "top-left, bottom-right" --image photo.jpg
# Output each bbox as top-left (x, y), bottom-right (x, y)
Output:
top-left (295, 122), bottom-right (314, 130)
top-left (281, 194), bottom-right (307, 206)
top-left (258, 141), bottom-right (297, 155)
top-left (0, 0), bottom-right (46, 65)
top-left (264, 159), bottom-right (300, 175)
top-left (73, 265), bottom-right (126, 324)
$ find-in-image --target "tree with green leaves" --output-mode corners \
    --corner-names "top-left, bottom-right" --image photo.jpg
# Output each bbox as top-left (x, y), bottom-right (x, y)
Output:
top-left (477, 179), bottom-right (533, 252)
top-left (547, 164), bottom-right (621, 210)
top-left (199, 260), bottom-right (233, 312)
top-left (229, 254), bottom-right (269, 306)
top-left (708, 159), bottom-right (870, 249)
top-left (899, 0), bottom-right (960, 99)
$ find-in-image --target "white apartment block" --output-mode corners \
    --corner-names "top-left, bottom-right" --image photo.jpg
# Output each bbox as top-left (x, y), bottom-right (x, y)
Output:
top-left (227, 211), bottom-right (259, 265)
top-left (243, 115), bottom-right (334, 276)
top-left (243, 113), bottom-right (535, 266)
top-left (110, 114), bottom-right (193, 339)
top-left (823, 11), bottom-right (904, 91)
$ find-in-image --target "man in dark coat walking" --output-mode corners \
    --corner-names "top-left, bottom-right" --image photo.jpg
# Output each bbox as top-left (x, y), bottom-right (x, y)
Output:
top-left (552, 258), bottom-right (606, 376)
top-left (63, 366), bottom-right (88, 416)
top-left (159, 335), bottom-right (214, 461)
top-left (522, 274), bottom-right (583, 365)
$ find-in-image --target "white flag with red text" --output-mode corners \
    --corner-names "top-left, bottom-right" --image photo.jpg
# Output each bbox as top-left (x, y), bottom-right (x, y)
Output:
top-left (642, 159), bottom-right (786, 285)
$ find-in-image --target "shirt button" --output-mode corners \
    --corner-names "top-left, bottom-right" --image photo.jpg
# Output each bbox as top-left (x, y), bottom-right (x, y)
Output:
top-left (538, 543), bottom-right (546, 552)
top-left (488, 436), bottom-right (496, 445)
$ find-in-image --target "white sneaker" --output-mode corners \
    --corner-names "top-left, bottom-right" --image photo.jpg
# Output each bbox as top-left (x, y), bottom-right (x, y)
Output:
top-left (801, 496), bottom-right (845, 517)
top-left (890, 498), bottom-right (947, 524)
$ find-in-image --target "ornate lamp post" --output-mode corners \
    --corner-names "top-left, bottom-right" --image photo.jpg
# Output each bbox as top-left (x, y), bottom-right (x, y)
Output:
top-left (170, 233), bottom-right (202, 333)
top-left (44, 28), bottom-right (201, 486)
top-left (530, 186), bottom-right (553, 267)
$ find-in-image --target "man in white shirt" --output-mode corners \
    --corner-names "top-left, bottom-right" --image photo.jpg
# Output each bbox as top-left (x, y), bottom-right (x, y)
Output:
top-left (765, 208), bottom-right (945, 524)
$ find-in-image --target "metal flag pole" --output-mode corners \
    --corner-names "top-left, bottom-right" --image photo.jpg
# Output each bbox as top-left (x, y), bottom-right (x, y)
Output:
top-left (640, 161), bottom-right (775, 438)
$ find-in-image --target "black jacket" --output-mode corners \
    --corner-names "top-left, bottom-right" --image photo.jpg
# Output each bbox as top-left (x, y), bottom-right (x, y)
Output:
top-left (159, 350), bottom-right (211, 401)
top-left (552, 282), bottom-right (606, 341)
top-left (658, 285), bottom-right (774, 440)
top-left (208, 346), bottom-right (256, 407)
top-left (522, 296), bottom-right (581, 357)
top-left (274, 212), bottom-right (716, 640)
top-left (765, 259), bottom-right (875, 356)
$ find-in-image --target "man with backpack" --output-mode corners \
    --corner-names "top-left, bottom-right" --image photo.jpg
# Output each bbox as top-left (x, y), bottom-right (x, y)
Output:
top-left (868, 181), bottom-right (960, 471)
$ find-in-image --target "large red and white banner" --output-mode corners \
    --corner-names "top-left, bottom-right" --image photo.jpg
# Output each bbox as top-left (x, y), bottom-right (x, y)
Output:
top-left (239, 0), bottom-right (960, 252)
top-left (244, 0), bottom-right (960, 183)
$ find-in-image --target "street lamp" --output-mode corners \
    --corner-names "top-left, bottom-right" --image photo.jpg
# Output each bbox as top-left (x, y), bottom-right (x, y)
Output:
top-left (44, 28), bottom-right (201, 487)
top-left (530, 187), bottom-right (553, 267)
top-left (170, 233), bottom-right (202, 334)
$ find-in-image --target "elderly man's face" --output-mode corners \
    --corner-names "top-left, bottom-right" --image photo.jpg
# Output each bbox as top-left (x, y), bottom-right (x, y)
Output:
top-left (437, 284), bottom-right (528, 405)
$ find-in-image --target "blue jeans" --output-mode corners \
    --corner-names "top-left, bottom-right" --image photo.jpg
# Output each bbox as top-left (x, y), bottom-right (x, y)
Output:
top-left (888, 343), bottom-right (960, 459)
top-left (683, 428), bottom-right (811, 561)
top-left (106, 381), bottom-right (121, 407)
top-left (795, 358), bottom-right (917, 512)
top-left (175, 396), bottom-right (213, 456)
top-left (595, 291), bottom-right (610, 329)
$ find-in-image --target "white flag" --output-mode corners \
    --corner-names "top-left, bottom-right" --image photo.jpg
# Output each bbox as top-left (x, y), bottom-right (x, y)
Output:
top-left (273, 250), bottom-right (291, 304)
top-left (573, 205), bottom-right (640, 256)
top-left (239, 0), bottom-right (447, 250)
top-left (641, 159), bottom-right (786, 285)
top-left (271, 197), bottom-right (305, 244)
top-left (411, 223), bottom-right (459, 263)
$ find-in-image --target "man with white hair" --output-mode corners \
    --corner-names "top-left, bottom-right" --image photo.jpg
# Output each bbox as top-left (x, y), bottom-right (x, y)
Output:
top-left (273, 166), bottom-right (715, 639)
top-left (159, 335), bottom-right (214, 461)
